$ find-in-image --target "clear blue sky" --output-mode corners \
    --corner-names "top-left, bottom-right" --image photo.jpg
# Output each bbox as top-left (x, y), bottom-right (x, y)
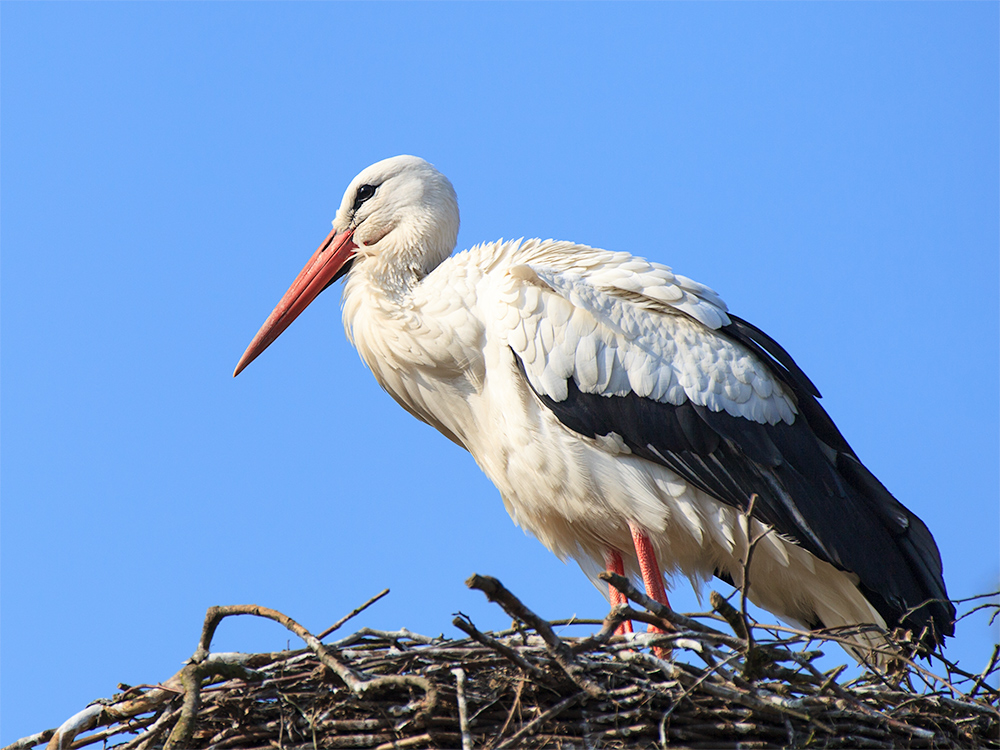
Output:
top-left (2, 3), bottom-right (997, 743)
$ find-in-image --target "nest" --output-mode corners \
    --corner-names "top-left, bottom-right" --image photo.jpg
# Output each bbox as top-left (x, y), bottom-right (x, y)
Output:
top-left (7, 574), bottom-right (998, 750)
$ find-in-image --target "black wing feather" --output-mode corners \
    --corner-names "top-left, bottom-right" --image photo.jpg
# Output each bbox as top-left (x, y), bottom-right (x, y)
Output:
top-left (513, 317), bottom-right (955, 646)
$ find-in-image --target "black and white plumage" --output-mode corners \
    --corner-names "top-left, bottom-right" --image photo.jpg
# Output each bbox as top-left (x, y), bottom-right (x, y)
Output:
top-left (235, 155), bottom-right (955, 659)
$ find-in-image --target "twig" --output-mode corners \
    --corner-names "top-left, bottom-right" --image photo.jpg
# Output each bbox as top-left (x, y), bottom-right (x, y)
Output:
top-left (190, 604), bottom-right (438, 726)
top-left (550, 617), bottom-right (606, 627)
top-left (44, 670), bottom-right (191, 750)
top-left (3, 733), bottom-right (55, 750)
top-left (710, 590), bottom-right (771, 680)
top-left (317, 588), bottom-right (390, 640)
top-left (710, 591), bottom-right (749, 643)
top-left (118, 707), bottom-right (181, 750)
top-left (736, 494), bottom-right (779, 680)
top-left (569, 605), bottom-right (631, 654)
top-left (333, 627), bottom-right (441, 648)
top-left (163, 661), bottom-right (263, 750)
top-left (466, 574), bottom-right (604, 698)
top-left (819, 664), bottom-right (848, 695)
top-left (951, 590), bottom-right (1000, 605)
top-left (626, 649), bottom-right (833, 733)
top-left (739, 493), bottom-right (763, 648)
top-left (493, 693), bottom-right (584, 749)
top-left (956, 599), bottom-right (1000, 624)
top-left (969, 643), bottom-right (1000, 699)
top-left (452, 615), bottom-right (549, 682)
top-left (784, 650), bottom-right (938, 739)
top-left (45, 706), bottom-right (105, 750)
top-left (452, 668), bottom-right (473, 750)
top-left (373, 732), bottom-right (461, 750)
top-left (600, 572), bottom-right (742, 646)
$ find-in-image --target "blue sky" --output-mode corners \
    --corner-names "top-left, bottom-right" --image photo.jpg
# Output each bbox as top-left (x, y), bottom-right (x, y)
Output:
top-left (2, 3), bottom-right (997, 743)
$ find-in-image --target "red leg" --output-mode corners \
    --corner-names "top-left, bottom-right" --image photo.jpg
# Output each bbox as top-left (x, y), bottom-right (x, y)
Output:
top-left (629, 524), bottom-right (672, 612)
top-left (629, 523), bottom-right (673, 655)
top-left (603, 548), bottom-right (633, 636)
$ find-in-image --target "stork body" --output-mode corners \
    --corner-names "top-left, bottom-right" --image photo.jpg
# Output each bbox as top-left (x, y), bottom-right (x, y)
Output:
top-left (236, 156), bottom-right (954, 656)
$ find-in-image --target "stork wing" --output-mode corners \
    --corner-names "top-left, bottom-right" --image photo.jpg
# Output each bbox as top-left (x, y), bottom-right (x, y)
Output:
top-left (498, 254), bottom-right (953, 641)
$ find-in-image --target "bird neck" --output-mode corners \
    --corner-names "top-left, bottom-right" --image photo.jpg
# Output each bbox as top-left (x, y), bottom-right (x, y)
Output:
top-left (341, 251), bottom-right (427, 339)
top-left (348, 235), bottom-right (452, 304)
top-left (340, 248), bottom-right (483, 451)
top-left (360, 256), bottom-right (426, 303)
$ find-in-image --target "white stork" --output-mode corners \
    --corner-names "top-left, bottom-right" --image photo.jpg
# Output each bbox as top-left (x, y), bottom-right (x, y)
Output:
top-left (235, 155), bottom-right (954, 657)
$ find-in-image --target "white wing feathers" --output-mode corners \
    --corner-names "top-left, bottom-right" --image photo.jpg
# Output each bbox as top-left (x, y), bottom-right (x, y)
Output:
top-left (492, 242), bottom-right (797, 426)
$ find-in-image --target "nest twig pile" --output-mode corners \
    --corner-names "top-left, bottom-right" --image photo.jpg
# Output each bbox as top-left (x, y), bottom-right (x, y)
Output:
top-left (7, 575), bottom-right (998, 750)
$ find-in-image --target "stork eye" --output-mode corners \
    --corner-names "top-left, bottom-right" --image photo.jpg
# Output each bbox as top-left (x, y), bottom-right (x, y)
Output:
top-left (353, 184), bottom-right (377, 211)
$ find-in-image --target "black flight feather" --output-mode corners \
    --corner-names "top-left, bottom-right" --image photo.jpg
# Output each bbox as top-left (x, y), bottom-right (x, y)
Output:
top-left (512, 316), bottom-right (955, 647)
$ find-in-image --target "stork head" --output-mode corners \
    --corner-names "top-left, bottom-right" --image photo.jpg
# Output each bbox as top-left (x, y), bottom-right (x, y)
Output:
top-left (233, 156), bottom-right (459, 376)
top-left (336, 155), bottom-right (459, 274)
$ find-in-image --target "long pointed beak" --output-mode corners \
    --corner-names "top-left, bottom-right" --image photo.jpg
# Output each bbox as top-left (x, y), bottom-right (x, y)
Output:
top-left (234, 228), bottom-right (357, 377)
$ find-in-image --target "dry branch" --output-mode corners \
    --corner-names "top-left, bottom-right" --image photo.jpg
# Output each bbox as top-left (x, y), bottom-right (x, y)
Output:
top-left (7, 580), bottom-right (998, 750)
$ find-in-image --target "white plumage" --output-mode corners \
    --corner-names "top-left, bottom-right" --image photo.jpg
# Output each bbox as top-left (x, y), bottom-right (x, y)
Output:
top-left (345, 234), bottom-right (864, 633)
top-left (235, 155), bottom-right (954, 660)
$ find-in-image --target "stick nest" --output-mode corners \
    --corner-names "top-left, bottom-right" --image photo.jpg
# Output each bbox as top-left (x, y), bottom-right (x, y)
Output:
top-left (7, 575), bottom-right (998, 750)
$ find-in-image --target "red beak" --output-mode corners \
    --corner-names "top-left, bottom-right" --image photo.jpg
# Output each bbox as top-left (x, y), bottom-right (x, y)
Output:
top-left (234, 228), bottom-right (357, 377)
